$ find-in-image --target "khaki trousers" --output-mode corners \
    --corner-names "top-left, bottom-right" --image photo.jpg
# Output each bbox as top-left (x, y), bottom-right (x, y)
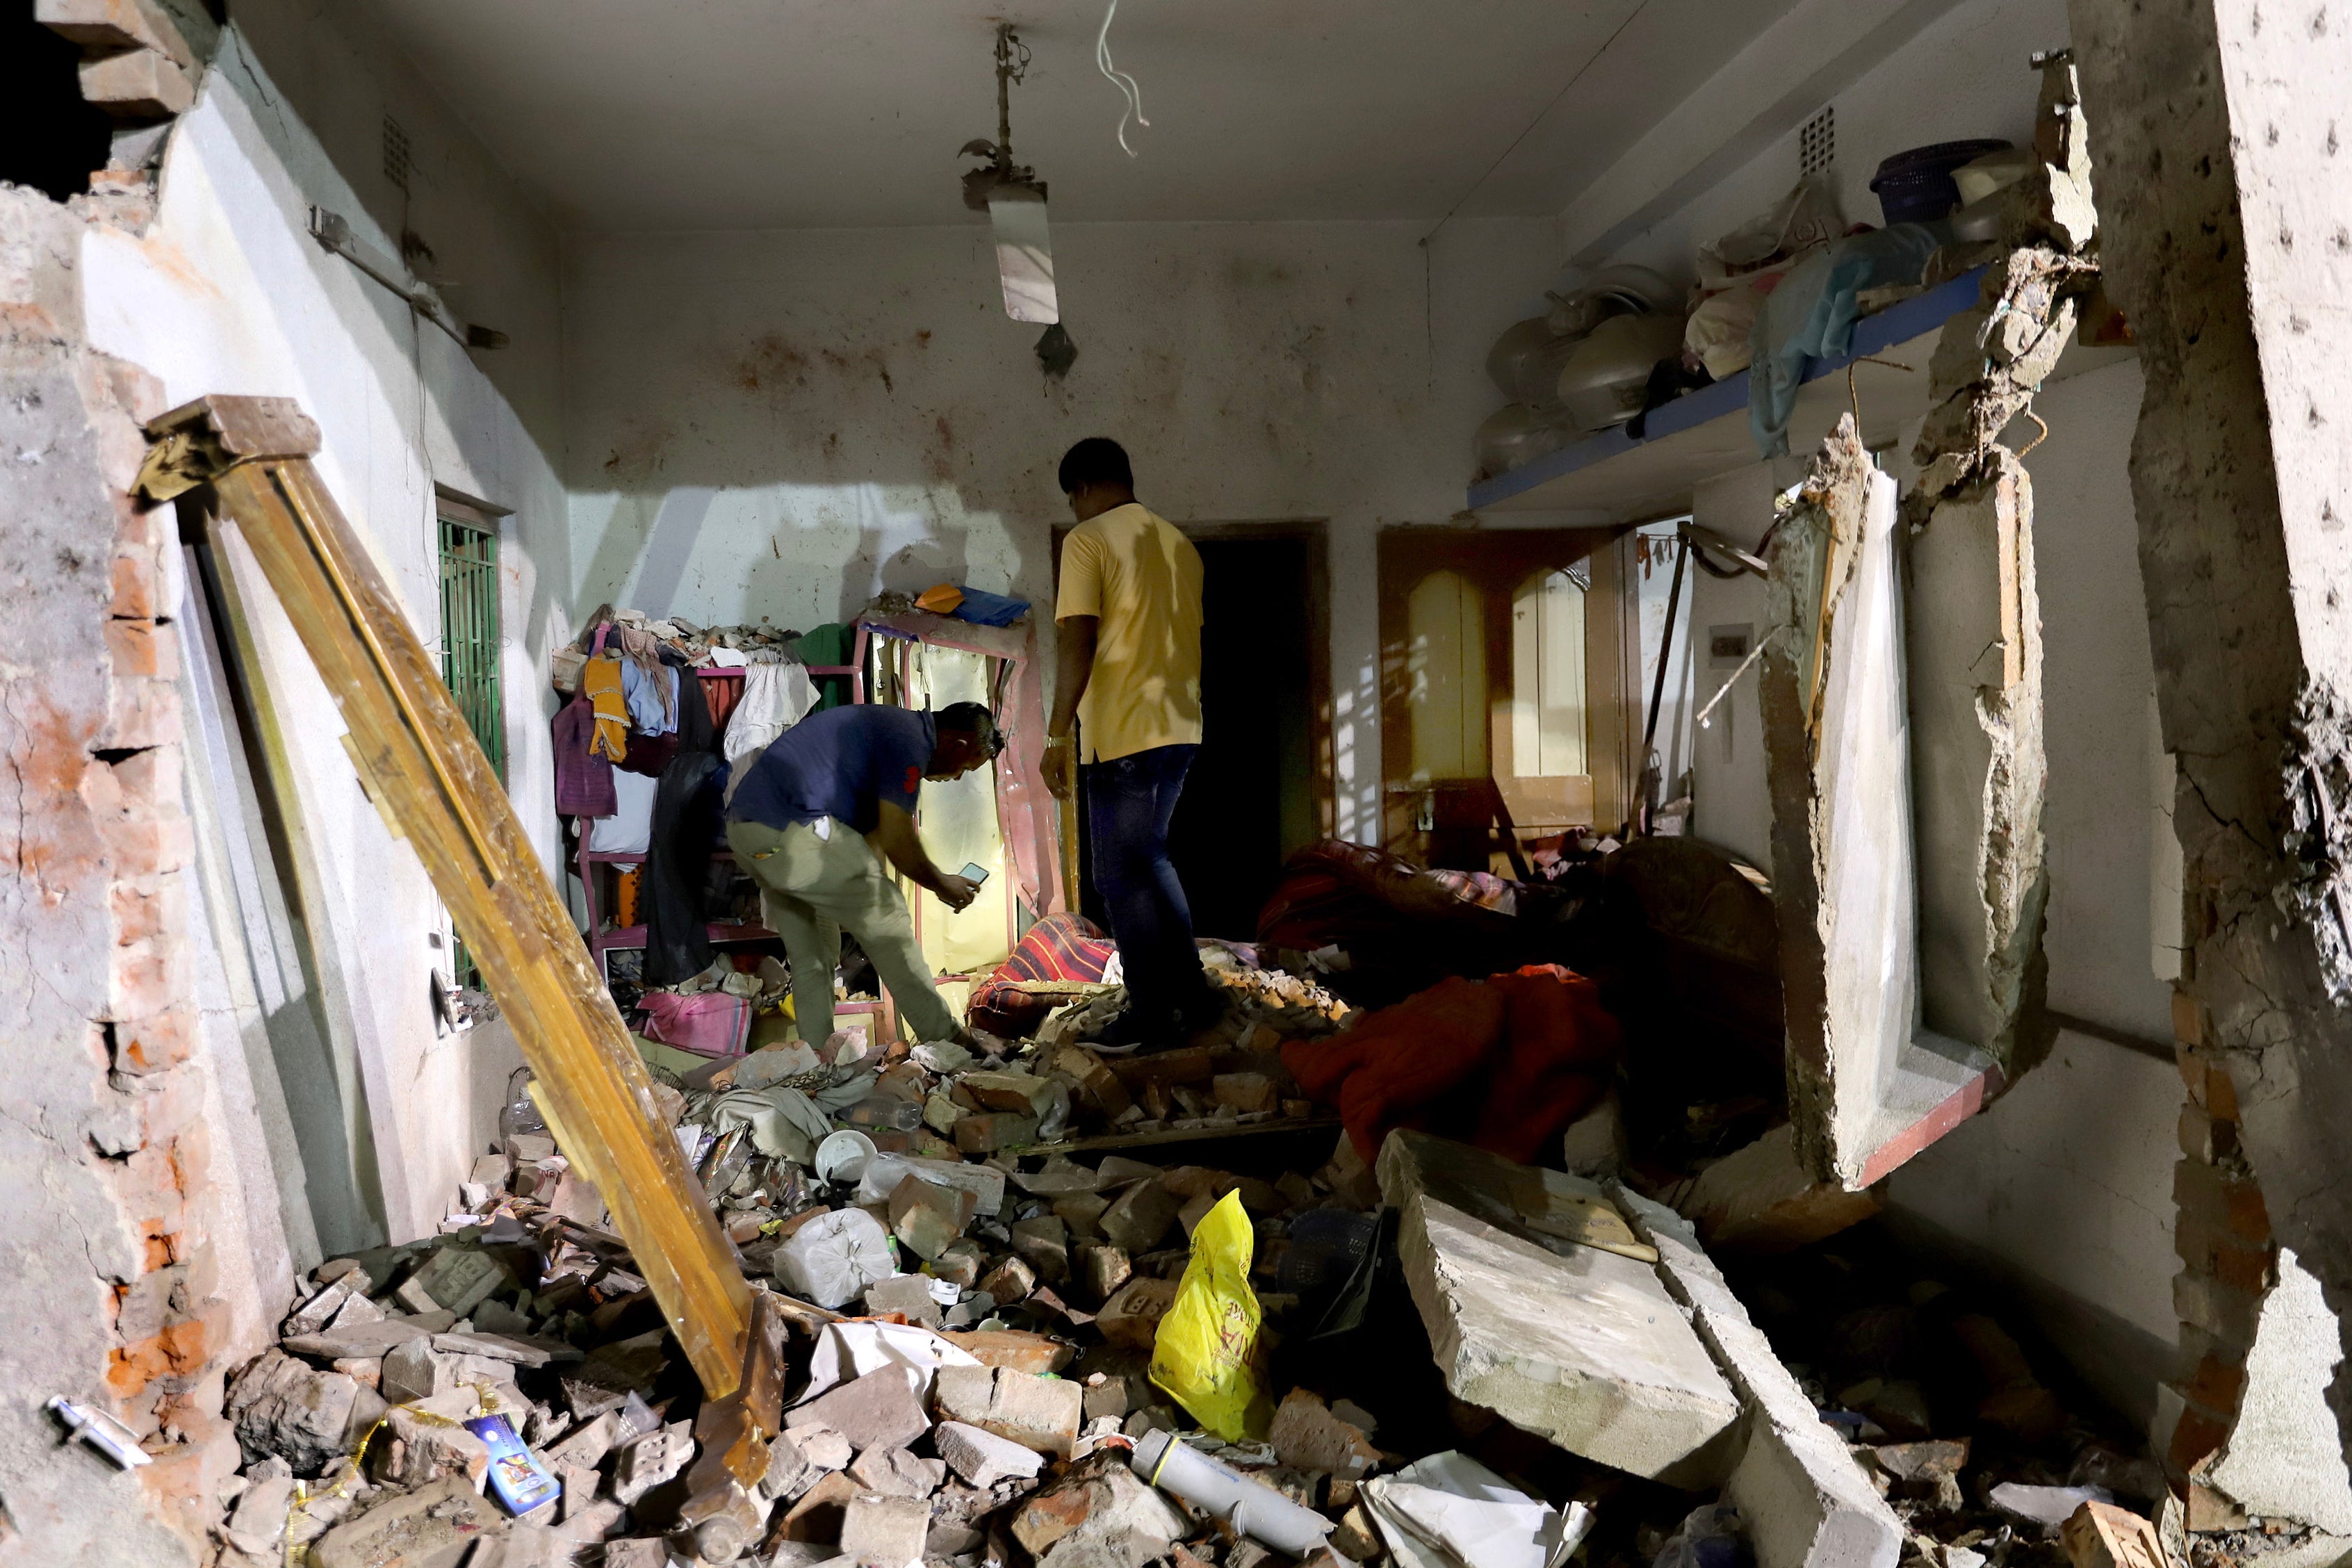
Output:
top-left (724, 817), bottom-right (958, 1045)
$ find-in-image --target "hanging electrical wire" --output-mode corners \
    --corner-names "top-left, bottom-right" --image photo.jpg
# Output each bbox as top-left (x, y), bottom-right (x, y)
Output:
top-left (1095, 0), bottom-right (1150, 156)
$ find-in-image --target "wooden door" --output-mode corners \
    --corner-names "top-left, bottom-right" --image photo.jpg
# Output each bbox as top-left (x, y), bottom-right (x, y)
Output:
top-left (1379, 526), bottom-right (1631, 868)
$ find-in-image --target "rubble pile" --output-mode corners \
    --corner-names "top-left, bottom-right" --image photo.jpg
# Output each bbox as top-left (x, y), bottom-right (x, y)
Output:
top-left (209, 1039), bottom-right (1452, 1568)
top-left (1719, 1226), bottom-right (2196, 1568)
top-left (206, 955), bottom-right (2187, 1568)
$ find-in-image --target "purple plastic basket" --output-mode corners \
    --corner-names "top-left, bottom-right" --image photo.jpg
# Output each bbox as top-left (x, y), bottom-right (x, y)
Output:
top-left (1868, 139), bottom-right (2011, 224)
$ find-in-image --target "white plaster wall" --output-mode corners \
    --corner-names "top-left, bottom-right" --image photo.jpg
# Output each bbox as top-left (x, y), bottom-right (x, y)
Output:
top-left (1553, 0), bottom-right (2182, 1421)
top-left (78, 19), bottom-right (561, 1252)
top-left (1574, 0), bottom-right (2066, 293)
top-left (562, 215), bottom-right (1557, 843)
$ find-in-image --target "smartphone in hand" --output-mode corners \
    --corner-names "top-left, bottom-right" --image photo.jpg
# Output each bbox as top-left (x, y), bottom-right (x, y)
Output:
top-left (958, 862), bottom-right (990, 885)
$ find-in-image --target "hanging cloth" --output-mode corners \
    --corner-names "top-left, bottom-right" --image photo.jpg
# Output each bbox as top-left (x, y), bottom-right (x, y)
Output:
top-left (614, 625), bottom-right (676, 725)
top-left (580, 656), bottom-right (629, 762)
top-left (620, 658), bottom-right (680, 735)
top-left (642, 659), bottom-right (722, 984)
top-left (551, 692), bottom-right (617, 817)
top-left (724, 661), bottom-right (820, 769)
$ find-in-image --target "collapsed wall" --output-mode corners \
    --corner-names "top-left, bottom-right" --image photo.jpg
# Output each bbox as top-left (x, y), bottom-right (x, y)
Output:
top-left (0, 185), bottom-right (270, 1560)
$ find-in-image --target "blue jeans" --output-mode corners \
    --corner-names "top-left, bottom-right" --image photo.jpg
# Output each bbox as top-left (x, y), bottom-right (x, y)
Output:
top-left (1084, 744), bottom-right (1207, 1022)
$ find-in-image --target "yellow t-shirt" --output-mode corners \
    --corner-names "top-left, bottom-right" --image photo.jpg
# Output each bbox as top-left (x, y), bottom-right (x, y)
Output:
top-left (1055, 503), bottom-right (1204, 763)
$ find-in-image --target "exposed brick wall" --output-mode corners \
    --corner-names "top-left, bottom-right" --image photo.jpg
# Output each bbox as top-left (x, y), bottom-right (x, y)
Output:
top-left (2166, 990), bottom-right (2276, 1531)
top-left (0, 185), bottom-right (243, 1560)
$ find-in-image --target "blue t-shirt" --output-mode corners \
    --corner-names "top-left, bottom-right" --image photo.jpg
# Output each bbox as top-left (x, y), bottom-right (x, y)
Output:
top-left (727, 705), bottom-right (935, 835)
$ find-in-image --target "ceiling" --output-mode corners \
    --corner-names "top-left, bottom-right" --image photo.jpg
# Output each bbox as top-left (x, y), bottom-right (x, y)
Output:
top-left (358, 0), bottom-right (1805, 231)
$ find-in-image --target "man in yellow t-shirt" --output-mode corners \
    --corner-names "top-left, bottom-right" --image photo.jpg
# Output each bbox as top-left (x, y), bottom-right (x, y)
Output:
top-left (1043, 437), bottom-right (1213, 1048)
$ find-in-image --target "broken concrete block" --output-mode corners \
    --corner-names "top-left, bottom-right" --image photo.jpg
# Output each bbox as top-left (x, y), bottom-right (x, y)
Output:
top-left (1099, 1178), bottom-right (1181, 1253)
top-left (933, 1363), bottom-right (1085, 1458)
top-left (934, 1240), bottom-right (986, 1289)
top-left (963, 1070), bottom-right (1060, 1117)
top-left (778, 1472), bottom-right (861, 1543)
top-left (1077, 1243), bottom-right (1132, 1303)
top-left (284, 1276), bottom-right (364, 1337)
top-left (470, 1152), bottom-right (514, 1189)
top-left (1268, 1388), bottom-right (1380, 1480)
top-left (786, 1366), bottom-right (929, 1454)
top-left (942, 1328), bottom-right (1076, 1375)
top-left (849, 1443), bottom-right (946, 1498)
top-left (954, 1111), bottom-right (1038, 1154)
top-left (611, 1421), bottom-right (696, 1504)
top-left (1011, 1214), bottom-right (1072, 1283)
top-left (1096, 1276), bottom-right (1177, 1350)
top-left (310, 1476), bottom-right (504, 1568)
top-left (1212, 1072), bottom-right (1277, 1114)
top-left (936, 1418), bottom-right (1046, 1487)
top-left (839, 1492), bottom-right (931, 1567)
top-left (602, 1540), bottom-right (670, 1568)
top-left (979, 1255), bottom-right (1037, 1303)
top-left (888, 1173), bottom-right (975, 1261)
top-left (226, 1350), bottom-right (366, 1477)
top-left (793, 1422), bottom-right (853, 1471)
top-left (1012, 1457), bottom-right (1187, 1565)
top-left (539, 1410), bottom-right (619, 1471)
top-left (1054, 1191), bottom-right (1111, 1241)
top-left (2060, 1500), bottom-right (2168, 1568)
top-left (1560, 1088), bottom-right (1631, 1177)
top-left (1379, 1132), bottom-right (1740, 1485)
top-left (371, 1402), bottom-right (491, 1489)
top-left (863, 1273), bottom-right (944, 1328)
top-left (281, 1309), bottom-right (453, 1363)
top-left (398, 1246), bottom-right (514, 1317)
top-left (1681, 1125), bottom-right (1883, 1254)
top-left (1872, 1438), bottom-right (1969, 1510)
top-left (378, 1338), bottom-right (450, 1405)
top-left (1615, 1184), bottom-right (1901, 1568)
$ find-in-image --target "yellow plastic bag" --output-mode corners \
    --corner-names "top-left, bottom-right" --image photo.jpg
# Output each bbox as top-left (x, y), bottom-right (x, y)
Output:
top-left (1148, 1190), bottom-right (1274, 1441)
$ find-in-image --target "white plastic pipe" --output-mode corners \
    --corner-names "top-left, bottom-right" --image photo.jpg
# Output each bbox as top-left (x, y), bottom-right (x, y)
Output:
top-left (1129, 1430), bottom-right (1334, 1556)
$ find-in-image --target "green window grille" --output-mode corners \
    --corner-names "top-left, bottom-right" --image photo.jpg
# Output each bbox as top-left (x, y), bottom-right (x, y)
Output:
top-left (437, 512), bottom-right (505, 781)
top-left (437, 509), bottom-right (503, 988)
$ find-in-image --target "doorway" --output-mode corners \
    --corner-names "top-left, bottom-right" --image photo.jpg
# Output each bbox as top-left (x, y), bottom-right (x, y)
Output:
top-left (1062, 522), bottom-right (1330, 945)
top-left (1377, 524), bottom-right (1631, 868)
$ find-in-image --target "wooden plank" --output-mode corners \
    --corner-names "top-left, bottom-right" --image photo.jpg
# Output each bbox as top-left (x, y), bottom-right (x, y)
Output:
top-left (137, 396), bottom-right (753, 1398)
top-left (1013, 1116), bottom-right (1339, 1157)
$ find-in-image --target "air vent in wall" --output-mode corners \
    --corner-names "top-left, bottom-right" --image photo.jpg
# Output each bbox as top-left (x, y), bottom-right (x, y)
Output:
top-left (1799, 104), bottom-right (1834, 178)
top-left (382, 114), bottom-right (411, 193)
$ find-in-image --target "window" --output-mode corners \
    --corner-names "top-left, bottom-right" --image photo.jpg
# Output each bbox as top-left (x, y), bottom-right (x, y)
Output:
top-left (436, 500), bottom-right (503, 990)
top-left (436, 508), bottom-right (505, 781)
top-left (1510, 568), bottom-right (1588, 778)
top-left (1405, 570), bottom-right (1487, 781)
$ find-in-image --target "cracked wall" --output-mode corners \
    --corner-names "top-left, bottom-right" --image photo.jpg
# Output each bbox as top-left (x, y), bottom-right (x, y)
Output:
top-left (0, 186), bottom-right (265, 1564)
top-left (2071, 0), bottom-right (2352, 1493)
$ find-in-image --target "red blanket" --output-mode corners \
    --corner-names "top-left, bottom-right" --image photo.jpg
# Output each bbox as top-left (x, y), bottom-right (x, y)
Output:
top-left (967, 912), bottom-right (1116, 1038)
top-left (1282, 964), bottom-right (1619, 1166)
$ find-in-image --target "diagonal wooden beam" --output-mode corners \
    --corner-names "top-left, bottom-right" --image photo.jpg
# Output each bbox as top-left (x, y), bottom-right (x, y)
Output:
top-left (136, 395), bottom-right (755, 1398)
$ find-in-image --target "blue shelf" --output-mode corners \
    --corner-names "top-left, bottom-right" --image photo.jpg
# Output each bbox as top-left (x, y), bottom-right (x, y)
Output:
top-left (1467, 266), bottom-right (1988, 512)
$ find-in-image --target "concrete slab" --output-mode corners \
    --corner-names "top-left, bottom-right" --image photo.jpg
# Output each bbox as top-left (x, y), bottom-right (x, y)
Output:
top-left (1616, 1184), bottom-right (1902, 1568)
top-left (1377, 1132), bottom-right (1740, 1484)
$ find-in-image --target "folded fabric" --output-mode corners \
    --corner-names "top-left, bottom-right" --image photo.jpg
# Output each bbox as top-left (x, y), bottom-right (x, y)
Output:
top-left (710, 1084), bottom-right (834, 1163)
top-left (638, 988), bottom-right (750, 1057)
top-left (620, 657), bottom-right (679, 735)
top-left (703, 647), bottom-right (750, 669)
top-left (580, 655), bottom-right (629, 761)
top-left (585, 767), bottom-right (659, 854)
top-left (967, 912), bottom-right (1116, 1036)
top-left (949, 587), bottom-right (1030, 627)
top-left (724, 660), bottom-right (820, 768)
top-left (1282, 964), bottom-right (1620, 1167)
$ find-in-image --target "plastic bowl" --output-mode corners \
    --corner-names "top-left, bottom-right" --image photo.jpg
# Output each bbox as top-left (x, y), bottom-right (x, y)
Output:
top-left (814, 1128), bottom-right (877, 1185)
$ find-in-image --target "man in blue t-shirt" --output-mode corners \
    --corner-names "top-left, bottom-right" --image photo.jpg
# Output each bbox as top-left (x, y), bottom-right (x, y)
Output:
top-left (726, 701), bottom-right (999, 1046)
